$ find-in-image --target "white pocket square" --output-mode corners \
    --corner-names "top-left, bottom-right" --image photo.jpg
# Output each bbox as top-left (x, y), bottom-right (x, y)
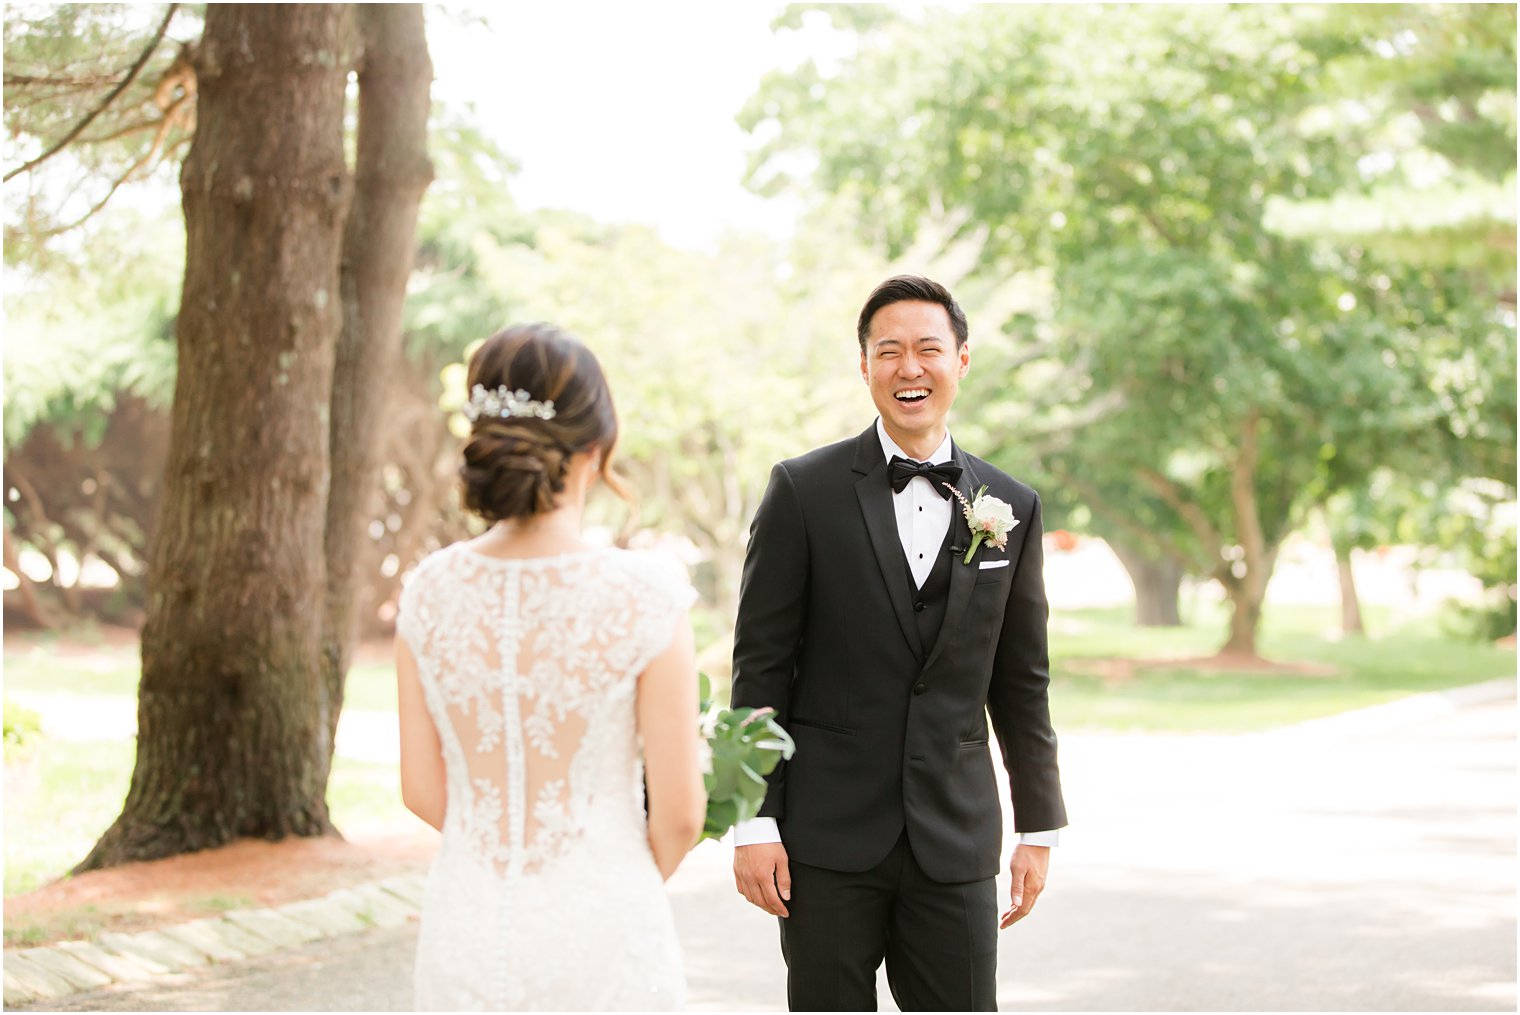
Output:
top-left (978, 560), bottom-right (1009, 570)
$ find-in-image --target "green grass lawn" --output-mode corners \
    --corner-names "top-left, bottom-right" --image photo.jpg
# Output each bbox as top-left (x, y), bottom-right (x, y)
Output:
top-left (1049, 601), bottom-right (1516, 732)
top-left (5, 738), bottom-right (133, 897)
top-left (3, 649), bottom-right (142, 699)
top-left (3, 603), bottom-right (1512, 896)
top-left (3, 639), bottom-right (405, 898)
top-left (3, 734), bottom-right (405, 898)
top-left (3, 647), bottom-right (400, 712)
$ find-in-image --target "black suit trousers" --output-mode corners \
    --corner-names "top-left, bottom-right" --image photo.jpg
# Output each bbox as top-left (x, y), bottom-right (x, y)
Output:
top-left (778, 831), bottom-right (998, 1012)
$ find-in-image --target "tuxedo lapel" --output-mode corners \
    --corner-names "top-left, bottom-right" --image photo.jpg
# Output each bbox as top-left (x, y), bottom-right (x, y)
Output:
top-left (920, 444), bottom-right (979, 675)
top-left (851, 426), bottom-right (925, 661)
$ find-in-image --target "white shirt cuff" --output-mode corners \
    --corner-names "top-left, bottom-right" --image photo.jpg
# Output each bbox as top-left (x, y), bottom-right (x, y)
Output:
top-left (1018, 829), bottom-right (1060, 847)
top-left (733, 817), bottom-right (782, 847)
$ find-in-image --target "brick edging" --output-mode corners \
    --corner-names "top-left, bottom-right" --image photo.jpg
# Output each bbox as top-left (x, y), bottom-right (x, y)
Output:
top-left (2, 873), bottom-right (424, 1007)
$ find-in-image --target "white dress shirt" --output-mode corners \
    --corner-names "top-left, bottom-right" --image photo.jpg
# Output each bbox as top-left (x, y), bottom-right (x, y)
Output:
top-left (734, 419), bottom-right (1060, 848)
top-left (880, 420), bottom-right (957, 590)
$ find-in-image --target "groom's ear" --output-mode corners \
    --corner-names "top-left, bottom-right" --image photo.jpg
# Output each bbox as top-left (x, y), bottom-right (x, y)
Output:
top-left (958, 340), bottom-right (971, 378)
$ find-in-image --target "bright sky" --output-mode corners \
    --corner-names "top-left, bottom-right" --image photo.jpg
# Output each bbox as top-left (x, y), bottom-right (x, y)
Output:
top-left (426, 2), bottom-right (848, 250)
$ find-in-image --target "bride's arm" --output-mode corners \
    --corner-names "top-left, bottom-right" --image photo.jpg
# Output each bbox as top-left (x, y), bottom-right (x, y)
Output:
top-left (637, 618), bottom-right (706, 880)
top-left (397, 636), bottom-right (446, 830)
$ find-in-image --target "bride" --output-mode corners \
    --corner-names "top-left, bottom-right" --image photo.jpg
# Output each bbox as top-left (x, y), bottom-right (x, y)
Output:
top-left (395, 323), bottom-right (707, 1010)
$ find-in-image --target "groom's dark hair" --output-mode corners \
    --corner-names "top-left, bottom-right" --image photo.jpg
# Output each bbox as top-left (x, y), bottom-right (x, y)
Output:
top-left (856, 275), bottom-right (968, 352)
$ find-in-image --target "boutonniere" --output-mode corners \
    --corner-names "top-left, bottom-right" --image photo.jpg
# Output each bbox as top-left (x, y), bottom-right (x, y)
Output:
top-left (944, 484), bottom-right (1018, 564)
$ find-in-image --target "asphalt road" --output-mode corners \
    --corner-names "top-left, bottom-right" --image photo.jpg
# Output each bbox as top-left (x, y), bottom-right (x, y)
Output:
top-left (28, 684), bottom-right (1516, 1012)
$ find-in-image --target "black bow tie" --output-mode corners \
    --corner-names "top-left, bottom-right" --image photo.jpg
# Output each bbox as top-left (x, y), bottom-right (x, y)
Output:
top-left (887, 456), bottom-right (962, 497)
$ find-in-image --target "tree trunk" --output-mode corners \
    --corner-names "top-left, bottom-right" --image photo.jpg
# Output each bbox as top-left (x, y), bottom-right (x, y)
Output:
top-left (1331, 531), bottom-right (1365, 637)
top-left (3, 525), bottom-right (52, 628)
top-left (1106, 536), bottom-right (1183, 626)
top-left (1217, 409), bottom-right (1273, 659)
top-left (1221, 583), bottom-right (1263, 657)
top-left (321, 3), bottom-right (433, 764)
top-left (79, 4), bottom-right (352, 871)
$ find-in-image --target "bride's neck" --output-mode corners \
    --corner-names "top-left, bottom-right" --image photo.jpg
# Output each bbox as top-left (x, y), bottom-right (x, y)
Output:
top-left (473, 475), bottom-right (595, 556)
top-left (471, 454), bottom-right (601, 557)
top-left (493, 503), bottom-right (584, 547)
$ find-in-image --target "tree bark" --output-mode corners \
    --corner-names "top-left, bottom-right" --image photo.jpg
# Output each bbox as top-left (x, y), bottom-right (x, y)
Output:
top-left (3, 525), bottom-right (52, 628)
top-left (1330, 530), bottom-right (1365, 637)
top-left (79, 4), bottom-right (352, 871)
top-left (321, 3), bottom-right (433, 763)
top-left (1107, 536), bottom-right (1183, 626)
top-left (1219, 409), bottom-right (1273, 659)
top-left (1218, 535), bottom-right (1283, 658)
top-left (1221, 581), bottom-right (1263, 657)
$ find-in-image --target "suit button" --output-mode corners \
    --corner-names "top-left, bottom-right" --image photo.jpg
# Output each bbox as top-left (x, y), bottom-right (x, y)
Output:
top-left (913, 683), bottom-right (926, 695)
top-left (914, 601), bottom-right (925, 613)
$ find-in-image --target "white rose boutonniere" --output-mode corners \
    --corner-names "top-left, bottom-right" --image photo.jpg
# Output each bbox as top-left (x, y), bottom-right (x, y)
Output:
top-left (944, 483), bottom-right (1019, 564)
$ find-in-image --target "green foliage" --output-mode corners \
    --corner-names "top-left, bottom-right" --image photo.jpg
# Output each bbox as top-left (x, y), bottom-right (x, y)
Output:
top-left (411, 144), bottom-right (883, 613)
top-left (3, 699), bottom-right (44, 757)
top-left (1312, 4), bottom-right (1516, 180)
top-left (403, 116), bottom-right (532, 364)
top-left (4, 3), bottom-right (197, 264)
top-left (771, 4), bottom-right (896, 35)
top-left (697, 672), bottom-right (794, 842)
top-left (3, 207), bottom-right (181, 449)
top-left (742, 4), bottom-right (1517, 647)
top-left (1268, 5), bottom-right (1516, 292)
top-left (1435, 490), bottom-right (1518, 640)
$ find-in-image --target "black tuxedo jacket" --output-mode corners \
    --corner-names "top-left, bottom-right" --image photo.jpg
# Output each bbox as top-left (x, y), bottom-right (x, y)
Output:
top-left (730, 423), bottom-right (1067, 883)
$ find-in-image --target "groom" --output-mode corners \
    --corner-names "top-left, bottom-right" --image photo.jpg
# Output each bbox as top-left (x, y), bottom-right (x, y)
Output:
top-left (730, 275), bottom-right (1067, 1011)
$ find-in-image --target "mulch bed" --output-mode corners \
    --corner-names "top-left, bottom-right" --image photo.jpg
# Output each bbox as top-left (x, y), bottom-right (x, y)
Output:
top-left (4, 826), bottom-right (436, 948)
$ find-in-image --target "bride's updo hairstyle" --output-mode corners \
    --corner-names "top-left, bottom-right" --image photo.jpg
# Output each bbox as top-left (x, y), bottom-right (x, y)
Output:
top-left (459, 323), bottom-right (627, 522)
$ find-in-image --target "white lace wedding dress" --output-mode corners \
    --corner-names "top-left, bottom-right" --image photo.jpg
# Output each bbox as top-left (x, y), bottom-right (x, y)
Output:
top-left (397, 543), bottom-right (695, 1011)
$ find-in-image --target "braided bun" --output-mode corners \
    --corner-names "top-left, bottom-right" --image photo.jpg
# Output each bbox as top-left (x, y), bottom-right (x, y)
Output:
top-left (457, 323), bottom-right (624, 522)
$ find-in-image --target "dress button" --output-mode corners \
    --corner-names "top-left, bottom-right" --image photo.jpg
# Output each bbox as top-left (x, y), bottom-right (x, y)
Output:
top-left (914, 601), bottom-right (925, 612)
top-left (918, 553), bottom-right (924, 559)
top-left (913, 683), bottom-right (927, 695)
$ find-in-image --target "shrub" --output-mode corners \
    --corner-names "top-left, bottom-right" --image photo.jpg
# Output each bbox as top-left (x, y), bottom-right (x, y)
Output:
top-left (3, 699), bottom-right (44, 757)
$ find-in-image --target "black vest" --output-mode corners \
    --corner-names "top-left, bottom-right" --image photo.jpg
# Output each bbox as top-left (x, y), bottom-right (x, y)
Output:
top-left (904, 521), bottom-right (957, 659)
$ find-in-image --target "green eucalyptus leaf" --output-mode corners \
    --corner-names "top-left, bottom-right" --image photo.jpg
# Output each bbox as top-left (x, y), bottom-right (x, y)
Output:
top-left (696, 699), bottom-right (797, 841)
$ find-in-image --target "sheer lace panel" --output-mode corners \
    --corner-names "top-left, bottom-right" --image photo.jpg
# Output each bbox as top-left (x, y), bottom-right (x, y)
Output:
top-left (397, 544), bottom-right (693, 877)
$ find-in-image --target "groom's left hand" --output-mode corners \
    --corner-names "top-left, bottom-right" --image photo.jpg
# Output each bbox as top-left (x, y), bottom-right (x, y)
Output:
top-left (1000, 844), bottom-right (1050, 928)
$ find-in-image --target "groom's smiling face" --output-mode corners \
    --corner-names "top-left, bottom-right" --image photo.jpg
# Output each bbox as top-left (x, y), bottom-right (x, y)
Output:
top-left (861, 300), bottom-right (970, 454)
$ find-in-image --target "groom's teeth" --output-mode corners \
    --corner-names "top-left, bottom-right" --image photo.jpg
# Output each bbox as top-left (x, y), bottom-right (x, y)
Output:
top-left (895, 389), bottom-right (929, 401)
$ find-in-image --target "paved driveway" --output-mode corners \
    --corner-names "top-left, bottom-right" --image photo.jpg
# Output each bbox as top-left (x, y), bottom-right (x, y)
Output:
top-left (23, 683), bottom-right (1515, 1012)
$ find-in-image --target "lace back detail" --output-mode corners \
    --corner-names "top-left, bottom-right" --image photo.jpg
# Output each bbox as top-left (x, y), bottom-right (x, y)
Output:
top-left (398, 545), bottom-right (692, 876)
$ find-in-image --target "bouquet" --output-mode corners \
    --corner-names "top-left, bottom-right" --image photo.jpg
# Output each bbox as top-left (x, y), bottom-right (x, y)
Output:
top-left (696, 673), bottom-right (795, 842)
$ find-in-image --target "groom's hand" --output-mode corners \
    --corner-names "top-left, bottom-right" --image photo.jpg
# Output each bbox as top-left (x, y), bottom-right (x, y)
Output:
top-left (734, 843), bottom-right (792, 918)
top-left (1000, 844), bottom-right (1050, 928)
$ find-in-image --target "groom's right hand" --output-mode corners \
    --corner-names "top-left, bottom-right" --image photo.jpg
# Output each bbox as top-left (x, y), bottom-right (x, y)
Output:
top-left (734, 843), bottom-right (792, 918)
